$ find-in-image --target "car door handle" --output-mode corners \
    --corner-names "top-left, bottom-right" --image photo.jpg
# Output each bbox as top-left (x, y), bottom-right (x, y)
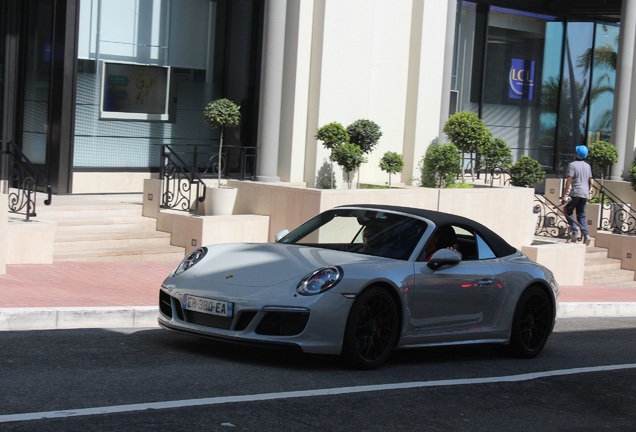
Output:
top-left (477, 279), bottom-right (493, 287)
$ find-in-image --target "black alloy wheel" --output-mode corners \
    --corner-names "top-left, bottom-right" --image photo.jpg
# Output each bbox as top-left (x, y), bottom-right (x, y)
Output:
top-left (507, 286), bottom-right (553, 358)
top-left (342, 286), bottom-right (399, 369)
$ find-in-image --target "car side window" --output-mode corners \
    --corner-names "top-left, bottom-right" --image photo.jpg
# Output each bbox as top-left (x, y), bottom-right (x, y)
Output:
top-left (475, 233), bottom-right (496, 259)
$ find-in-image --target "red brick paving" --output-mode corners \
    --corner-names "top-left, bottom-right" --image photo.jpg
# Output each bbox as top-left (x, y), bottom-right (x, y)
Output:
top-left (2, 262), bottom-right (636, 308)
top-left (0, 262), bottom-right (175, 308)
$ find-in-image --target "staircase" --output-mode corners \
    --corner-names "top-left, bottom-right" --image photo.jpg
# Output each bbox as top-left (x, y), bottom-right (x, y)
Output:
top-left (36, 194), bottom-right (185, 263)
top-left (584, 245), bottom-right (636, 287)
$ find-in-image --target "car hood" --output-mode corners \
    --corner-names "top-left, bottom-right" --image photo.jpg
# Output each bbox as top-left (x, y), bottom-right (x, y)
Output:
top-left (186, 243), bottom-right (376, 288)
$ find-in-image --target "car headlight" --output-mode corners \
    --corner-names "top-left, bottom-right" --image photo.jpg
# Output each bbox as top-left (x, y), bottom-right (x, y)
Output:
top-left (173, 247), bottom-right (208, 276)
top-left (296, 266), bottom-right (343, 296)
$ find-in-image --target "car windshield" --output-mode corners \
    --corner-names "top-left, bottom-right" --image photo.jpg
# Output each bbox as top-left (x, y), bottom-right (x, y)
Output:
top-left (278, 208), bottom-right (428, 260)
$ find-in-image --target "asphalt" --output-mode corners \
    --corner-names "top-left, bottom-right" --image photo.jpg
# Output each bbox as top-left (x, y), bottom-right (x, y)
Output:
top-left (1, 261), bottom-right (636, 331)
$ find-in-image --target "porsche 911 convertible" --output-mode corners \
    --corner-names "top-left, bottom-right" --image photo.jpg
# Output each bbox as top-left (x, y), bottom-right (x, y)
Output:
top-left (158, 204), bottom-right (559, 369)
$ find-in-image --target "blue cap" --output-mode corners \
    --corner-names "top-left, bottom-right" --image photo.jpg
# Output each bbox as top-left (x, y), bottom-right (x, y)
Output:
top-left (576, 145), bottom-right (588, 159)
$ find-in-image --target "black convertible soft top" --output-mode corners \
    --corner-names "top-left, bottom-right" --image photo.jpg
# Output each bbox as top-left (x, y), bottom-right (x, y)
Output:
top-left (338, 204), bottom-right (518, 258)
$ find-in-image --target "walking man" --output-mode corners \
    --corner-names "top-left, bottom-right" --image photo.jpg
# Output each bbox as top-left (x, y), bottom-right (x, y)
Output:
top-left (561, 145), bottom-right (593, 245)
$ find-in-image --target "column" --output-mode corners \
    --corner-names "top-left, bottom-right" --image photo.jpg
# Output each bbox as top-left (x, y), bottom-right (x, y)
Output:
top-left (611, 0), bottom-right (636, 180)
top-left (255, 0), bottom-right (287, 182)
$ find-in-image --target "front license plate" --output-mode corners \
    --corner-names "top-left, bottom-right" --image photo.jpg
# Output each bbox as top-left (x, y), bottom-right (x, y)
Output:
top-left (183, 295), bottom-right (233, 317)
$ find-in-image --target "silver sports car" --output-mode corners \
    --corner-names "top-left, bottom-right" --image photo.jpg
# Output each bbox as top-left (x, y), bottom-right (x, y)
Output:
top-left (158, 205), bottom-right (559, 369)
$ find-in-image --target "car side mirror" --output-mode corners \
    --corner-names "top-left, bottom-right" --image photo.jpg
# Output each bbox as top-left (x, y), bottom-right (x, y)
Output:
top-left (427, 248), bottom-right (461, 270)
top-left (274, 229), bottom-right (289, 242)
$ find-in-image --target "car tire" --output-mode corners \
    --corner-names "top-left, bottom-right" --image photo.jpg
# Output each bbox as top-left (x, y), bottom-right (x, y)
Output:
top-left (342, 286), bottom-right (399, 369)
top-left (506, 286), bottom-right (553, 358)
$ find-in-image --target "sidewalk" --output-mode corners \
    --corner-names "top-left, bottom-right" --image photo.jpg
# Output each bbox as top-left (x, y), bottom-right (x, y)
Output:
top-left (1, 261), bottom-right (636, 331)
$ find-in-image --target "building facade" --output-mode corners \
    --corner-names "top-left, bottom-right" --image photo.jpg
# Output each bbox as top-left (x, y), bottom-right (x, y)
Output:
top-left (1, 0), bottom-right (631, 194)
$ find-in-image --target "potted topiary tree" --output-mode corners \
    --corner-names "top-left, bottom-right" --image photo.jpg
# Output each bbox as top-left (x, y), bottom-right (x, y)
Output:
top-left (202, 98), bottom-right (241, 215)
top-left (588, 140), bottom-right (618, 179)
top-left (419, 140), bottom-right (461, 188)
top-left (346, 119), bottom-right (382, 154)
top-left (479, 137), bottom-right (513, 187)
top-left (347, 119), bottom-right (382, 187)
top-left (315, 122), bottom-right (349, 189)
top-left (443, 111), bottom-right (492, 182)
top-left (509, 156), bottom-right (545, 188)
top-left (379, 151), bottom-right (404, 188)
top-left (330, 142), bottom-right (367, 189)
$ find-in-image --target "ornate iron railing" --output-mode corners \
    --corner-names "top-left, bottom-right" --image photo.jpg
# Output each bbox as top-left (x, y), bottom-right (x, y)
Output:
top-left (1, 140), bottom-right (52, 221)
top-left (159, 143), bottom-right (258, 214)
top-left (160, 145), bottom-right (207, 213)
top-left (533, 193), bottom-right (578, 239)
top-left (592, 179), bottom-right (636, 235)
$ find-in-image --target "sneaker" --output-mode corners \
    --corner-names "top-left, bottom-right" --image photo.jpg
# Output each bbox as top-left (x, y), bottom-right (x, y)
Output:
top-left (583, 235), bottom-right (591, 246)
top-left (570, 232), bottom-right (578, 243)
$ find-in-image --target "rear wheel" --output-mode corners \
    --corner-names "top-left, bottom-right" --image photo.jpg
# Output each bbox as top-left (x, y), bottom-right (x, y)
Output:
top-left (342, 286), bottom-right (399, 369)
top-left (506, 286), bottom-right (553, 358)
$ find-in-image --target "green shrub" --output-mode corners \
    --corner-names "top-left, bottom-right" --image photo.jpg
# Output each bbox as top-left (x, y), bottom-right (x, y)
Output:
top-left (315, 122), bottom-right (349, 149)
top-left (420, 141), bottom-right (461, 188)
top-left (630, 158), bottom-right (636, 192)
top-left (379, 151), bottom-right (404, 188)
top-left (509, 156), bottom-right (545, 187)
top-left (330, 143), bottom-right (367, 188)
top-left (588, 140), bottom-right (618, 178)
top-left (346, 119), bottom-right (382, 154)
top-left (479, 137), bottom-right (512, 186)
top-left (443, 111), bottom-right (492, 154)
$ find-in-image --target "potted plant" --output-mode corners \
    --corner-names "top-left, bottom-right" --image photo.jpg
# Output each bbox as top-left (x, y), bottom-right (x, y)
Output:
top-left (330, 142), bottom-right (367, 189)
top-left (479, 137), bottom-right (513, 187)
top-left (202, 98), bottom-right (241, 215)
top-left (588, 140), bottom-right (618, 179)
top-left (509, 156), bottom-right (545, 188)
top-left (379, 151), bottom-right (404, 188)
top-left (419, 140), bottom-right (461, 188)
top-left (347, 119), bottom-right (382, 187)
top-left (443, 111), bottom-right (492, 181)
top-left (315, 122), bottom-right (349, 189)
top-left (346, 119), bottom-right (382, 154)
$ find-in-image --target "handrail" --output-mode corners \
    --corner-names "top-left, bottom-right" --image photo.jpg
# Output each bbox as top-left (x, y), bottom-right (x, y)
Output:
top-left (533, 193), bottom-right (581, 239)
top-left (1, 140), bottom-right (52, 221)
top-left (591, 179), bottom-right (636, 235)
top-left (160, 145), bottom-right (207, 214)
top-left (158, 143), bottom-right (259, 213)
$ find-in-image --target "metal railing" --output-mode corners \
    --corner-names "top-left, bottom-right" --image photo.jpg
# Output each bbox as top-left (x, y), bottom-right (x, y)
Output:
top-left (158, 143), bottom-right (259, 213)
top-left (592, 179), bottom-right (636, 235)
top-left (160, 145), bottom-right (208, 214)
top-left (1, 140), bottom-right (52, 221)
top-left (533, 193), bottom-right (578, 239)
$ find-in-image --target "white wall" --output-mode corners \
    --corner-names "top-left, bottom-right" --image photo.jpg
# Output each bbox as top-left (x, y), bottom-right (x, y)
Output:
top-left (282, 0), bottom-right (451, 187)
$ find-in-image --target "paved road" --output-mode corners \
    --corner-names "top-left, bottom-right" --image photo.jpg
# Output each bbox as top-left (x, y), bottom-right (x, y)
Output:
top-left (2, 318), bottom-right (635, 431)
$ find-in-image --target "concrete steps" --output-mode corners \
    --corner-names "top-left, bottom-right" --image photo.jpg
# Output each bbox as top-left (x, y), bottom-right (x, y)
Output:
top-left (584, 246), bottom-right (636, 287)
top-left (36, 195), bottom-right (185, 263)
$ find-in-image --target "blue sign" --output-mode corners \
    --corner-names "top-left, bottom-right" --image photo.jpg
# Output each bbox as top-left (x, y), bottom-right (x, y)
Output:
top-left (509, 58), bottom-right (535, 100)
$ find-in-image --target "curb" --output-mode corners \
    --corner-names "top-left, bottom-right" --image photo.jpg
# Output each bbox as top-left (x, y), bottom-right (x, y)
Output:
top-left (557, 302), bottom-right (636, 318)
top-left (1, 303), bottom-right (636, 332)
top-left (0, 307), bottom-right (159, 331)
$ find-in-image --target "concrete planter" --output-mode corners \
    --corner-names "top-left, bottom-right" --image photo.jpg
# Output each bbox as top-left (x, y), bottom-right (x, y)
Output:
top-left (203, 187), bottom-right (238, 216)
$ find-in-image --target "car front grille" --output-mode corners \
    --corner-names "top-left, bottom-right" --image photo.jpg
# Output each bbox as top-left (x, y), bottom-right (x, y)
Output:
top-left (186, 311), bottom-right (233, 329)
top-left (160, 291), bottom-right (308, 336)
top-left (256, 311), bottom-right (309, 336)
top-left (159, 290), bottom-right (172, 318)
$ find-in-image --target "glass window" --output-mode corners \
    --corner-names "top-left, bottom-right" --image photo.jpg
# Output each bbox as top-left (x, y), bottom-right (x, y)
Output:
top-left (21, 0), bottom-right (53, 165)
top-left (556, 22), bottom-right (595, 162)
top-left (587, 23), bottom-right (619, 144)
top-left (480, 8), bottom-right (560, 169)
top-left (453, 4), bottom-right (619, 174)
